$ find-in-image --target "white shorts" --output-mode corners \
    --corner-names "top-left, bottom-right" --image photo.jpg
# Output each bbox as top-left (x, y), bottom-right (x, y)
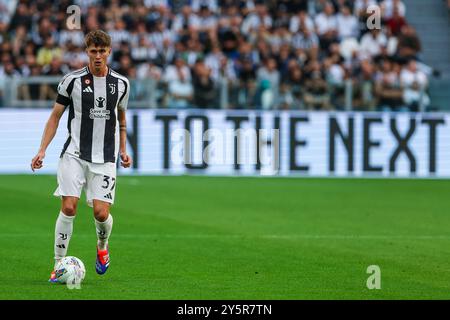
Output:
top-left (53, 153), bottom-right (117, 207)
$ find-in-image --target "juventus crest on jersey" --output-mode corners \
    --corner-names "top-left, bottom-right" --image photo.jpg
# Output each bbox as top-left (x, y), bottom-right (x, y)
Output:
top-left (56, 66), bottom-right (130, 163)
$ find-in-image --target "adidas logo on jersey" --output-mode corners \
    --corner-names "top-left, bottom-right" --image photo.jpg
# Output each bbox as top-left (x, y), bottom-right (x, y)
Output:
top-left (83, 86), bottom-right (93, 93)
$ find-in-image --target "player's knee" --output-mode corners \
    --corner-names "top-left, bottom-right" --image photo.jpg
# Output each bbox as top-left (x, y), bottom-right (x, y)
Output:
top-left (61, 197), bottom-right (78, 216)
top-left (61, 204), bottom-right (77, 216)
top-left (94, 207), bottom-right (109, 222)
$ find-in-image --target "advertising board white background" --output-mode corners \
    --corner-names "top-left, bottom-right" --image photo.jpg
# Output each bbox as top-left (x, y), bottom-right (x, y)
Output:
top-left (1, 109), bottom-right (449, 177)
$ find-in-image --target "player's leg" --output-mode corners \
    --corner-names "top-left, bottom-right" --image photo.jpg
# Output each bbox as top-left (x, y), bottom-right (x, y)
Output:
top-left (93, 200), bottom-right (113, 250)
top-left (85, 161), bottom-right (116, 275)
top-left (49, 196), bottom-right (79, 282)
top-left (54, 196), bottom-right (79, 266)
top-left (50, 154), bottom-right (85, 282)
top-left (93, 200), bottom-right (113, 274)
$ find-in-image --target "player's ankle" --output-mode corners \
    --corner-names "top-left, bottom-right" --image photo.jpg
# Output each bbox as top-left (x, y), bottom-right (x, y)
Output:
top-left (53, 258), bottom-right (62, 270)
top-left (97, 241), bottom-right (108, 251)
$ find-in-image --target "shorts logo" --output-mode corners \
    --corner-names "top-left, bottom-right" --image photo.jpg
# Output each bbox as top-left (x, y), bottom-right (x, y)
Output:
top-left (104, 193), bottom-right (112, 200)
top-left (85, 79), bottom-right (91, 85)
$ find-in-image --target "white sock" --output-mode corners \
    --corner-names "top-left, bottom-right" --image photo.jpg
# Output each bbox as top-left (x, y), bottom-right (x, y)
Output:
top-left (54, 211), bottom-right (75, 268)
top-left (95, 214), bottom-right (113, 250)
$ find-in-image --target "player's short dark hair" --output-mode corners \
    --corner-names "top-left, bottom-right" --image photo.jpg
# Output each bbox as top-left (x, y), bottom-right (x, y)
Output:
top-left (85, 30), bottom-right (111, 48)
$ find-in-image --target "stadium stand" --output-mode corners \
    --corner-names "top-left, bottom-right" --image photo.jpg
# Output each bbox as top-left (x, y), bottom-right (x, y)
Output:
top-left (404, 0), bottom-right (450, 110)
top-left (0, 0), bottom-right (448, 110)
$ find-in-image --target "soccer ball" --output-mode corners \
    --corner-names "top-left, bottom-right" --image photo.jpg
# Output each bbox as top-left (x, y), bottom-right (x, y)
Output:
top-left (55, 256), bottom-right (86, 285)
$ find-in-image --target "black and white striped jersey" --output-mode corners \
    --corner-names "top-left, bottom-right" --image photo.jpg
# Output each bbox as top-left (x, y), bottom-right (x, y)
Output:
top-left (56, 66), bottom-right (130, 164)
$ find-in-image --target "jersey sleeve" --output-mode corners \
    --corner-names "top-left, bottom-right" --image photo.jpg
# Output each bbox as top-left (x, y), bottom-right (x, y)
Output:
top-left (118, 78), bottom-right (130, 111)
top-left (56, 75), bottom-right (71, 106)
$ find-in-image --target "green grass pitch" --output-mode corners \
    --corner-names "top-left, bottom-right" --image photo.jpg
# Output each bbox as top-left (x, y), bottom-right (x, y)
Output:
top-left (0, 175), bottom-right (449, 299)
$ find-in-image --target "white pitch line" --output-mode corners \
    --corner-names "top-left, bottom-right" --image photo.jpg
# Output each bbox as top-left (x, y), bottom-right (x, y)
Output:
top-left (0, 234), bottom-right (450, 240)
top-left (118, 234), bottom-right (450, 240)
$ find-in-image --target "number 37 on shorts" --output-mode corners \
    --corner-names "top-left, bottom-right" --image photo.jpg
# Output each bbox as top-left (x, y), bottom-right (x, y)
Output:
top-left (102, 175), bottom-right (115, 191)
top-left (101, 175), bottom-right (115, 201)
top-left (53, 153), bottom-right (117, 207)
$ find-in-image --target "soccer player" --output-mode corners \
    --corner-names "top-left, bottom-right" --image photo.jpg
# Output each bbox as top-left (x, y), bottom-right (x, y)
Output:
top-left (30, 30), bottom-right (132, 282)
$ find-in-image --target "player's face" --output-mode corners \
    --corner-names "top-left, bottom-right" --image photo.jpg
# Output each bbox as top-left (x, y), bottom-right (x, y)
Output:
top-left (86, 45), bottom-right (111, 71)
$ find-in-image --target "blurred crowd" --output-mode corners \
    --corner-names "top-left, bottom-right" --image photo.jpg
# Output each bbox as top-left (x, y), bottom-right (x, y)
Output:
top-left (0, 0), bottom-right (437, 110)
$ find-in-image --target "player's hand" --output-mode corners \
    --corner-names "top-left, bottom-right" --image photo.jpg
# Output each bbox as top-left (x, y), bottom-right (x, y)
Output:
top-left (31, 151), bottom-right (45, 172)
top-left (120, 152), bottom-right (132, 168)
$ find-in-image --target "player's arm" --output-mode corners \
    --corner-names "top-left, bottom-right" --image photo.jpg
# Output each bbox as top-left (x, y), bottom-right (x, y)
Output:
top-left (118, 78), bottom-right (131, 168)
top-left (118, 109), bottom-right (132, 168)
top-left (31, 102), bottom-right (65, 172)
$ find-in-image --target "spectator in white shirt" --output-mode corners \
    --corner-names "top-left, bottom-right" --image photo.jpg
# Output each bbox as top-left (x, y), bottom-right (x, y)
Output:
top-left (315, 2), bottom-right (337, 36)
top-left (108, 19), bottom-right (131, 49)
top-left (58, 27), bottom-right (85, 47)
top-left (336, 5), bottom-right (359, 40)
top-left (256, 57), bottom-right (280, 109)
top-left (359, 29), bottom-right (388, 59)
top-left (191, 0), bottom-right (218, 13)
top-left (137, 60), bottom-right (162, 82)
top-left (131, 36), bottom-right (159, 64)
top-left (163, 56), bottom-right (193, 108)
top-left (325, 58), bottom-right (345, 87)
top-left (197, 5), bottom-right (218, 34)
top-left (149, 20), bottom-right (175, 53)
top-left (172, 5), bottom-right (200, 33)
top-left (400, 59), bottom-right (430, 110)
top-left (314, 2), bottom-right (338, 51)
top-left (205, 44), bottom-right (237, 83)
top-left (0, 0), bottom-right (16, 24)
top-left (289, 10), bottom-right (314, 34)
top-left (400, 59), bottom-right (428, 90)
top-left (381, 0), bottom-right (406, 20)
top-left (241, 2), bottom-right (272, 35)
